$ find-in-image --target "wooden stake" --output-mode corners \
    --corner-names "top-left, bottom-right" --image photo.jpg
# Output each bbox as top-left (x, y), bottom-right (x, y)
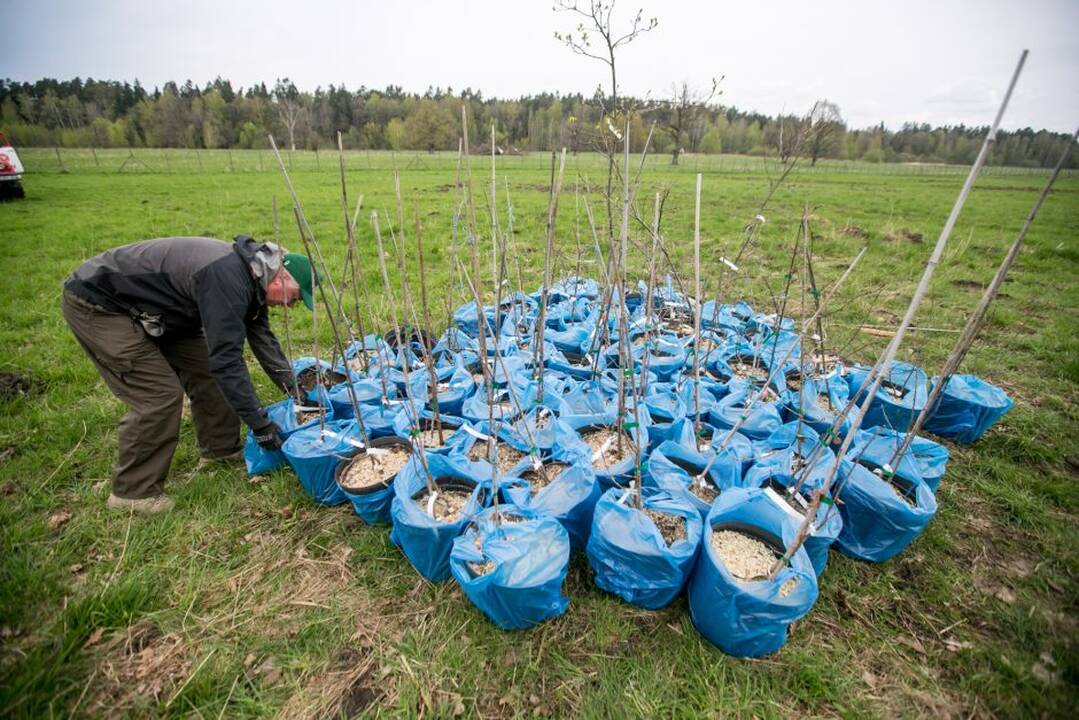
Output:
top-left (533, 149), bottom-right (568, 402)
top-left (371, 211), bottom-right (436, 493)
top-left (889, 124), bottom-right (1077, 467)
top-left (773, 50), bottom-right (1029, 577)
top-left (692, 173), bottom-right (703, 434)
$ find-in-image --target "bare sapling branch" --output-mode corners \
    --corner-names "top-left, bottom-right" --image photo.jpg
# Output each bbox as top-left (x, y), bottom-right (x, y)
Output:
top-left (771, 50), bottom-right (1029, 577)
top-left (887, 124), bottom-right (1077, 469)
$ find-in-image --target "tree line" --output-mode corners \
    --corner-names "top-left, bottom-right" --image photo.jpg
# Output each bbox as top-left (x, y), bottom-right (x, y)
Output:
top-left (0, 76), bottom-right (1074, 169)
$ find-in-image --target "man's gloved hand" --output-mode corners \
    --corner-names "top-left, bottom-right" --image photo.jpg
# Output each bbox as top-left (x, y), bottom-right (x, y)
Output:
top-left (254, 421), bottom-right (285, 451)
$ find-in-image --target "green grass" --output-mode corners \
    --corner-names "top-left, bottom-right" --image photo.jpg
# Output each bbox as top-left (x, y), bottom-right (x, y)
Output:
top-left (1, 149), bottom-right (1077, 718)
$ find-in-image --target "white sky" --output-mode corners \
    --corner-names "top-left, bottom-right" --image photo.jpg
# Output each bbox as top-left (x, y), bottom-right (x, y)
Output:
top-left (2, 0), bottom-right (1076, 132)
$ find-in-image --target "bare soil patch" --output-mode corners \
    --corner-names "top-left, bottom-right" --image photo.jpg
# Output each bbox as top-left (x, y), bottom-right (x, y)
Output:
top-left (86, 621), bottom-right (191, 714)
top-left (275, 646), bottom-right (380, 720)
top-left (951, 279), bottom-right (985, 290)
top-left (0, 372), bottom-right (37, 401)
top-left (885, 229), bottom-right (924, 243)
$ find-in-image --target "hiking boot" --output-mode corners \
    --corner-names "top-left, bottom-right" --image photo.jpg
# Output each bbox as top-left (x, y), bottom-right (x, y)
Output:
top-left (106, 493), bottom-right (175, 515)
top-left (196, 449), bottom-right (245, 470)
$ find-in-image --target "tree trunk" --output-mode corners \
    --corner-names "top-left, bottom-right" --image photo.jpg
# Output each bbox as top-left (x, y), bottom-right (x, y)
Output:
top-left (671, 147), bottom-right (680, 165)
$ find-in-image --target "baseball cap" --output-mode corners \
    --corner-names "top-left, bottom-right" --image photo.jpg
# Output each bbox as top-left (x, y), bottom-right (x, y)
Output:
top-left (281, 252), bottom-right (317, 310)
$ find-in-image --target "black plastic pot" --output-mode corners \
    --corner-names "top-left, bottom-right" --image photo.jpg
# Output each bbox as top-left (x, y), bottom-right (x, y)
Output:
top-left (413, 475), bottom-right (486, 507)
top-left (759, 477), bottom-right (811, 516)
top-left (857, 460), bottom-right (917, 503)
top-left (383, 325), bottom-right (436, 352)
top-left (334, 436), bottom-right (413, 495)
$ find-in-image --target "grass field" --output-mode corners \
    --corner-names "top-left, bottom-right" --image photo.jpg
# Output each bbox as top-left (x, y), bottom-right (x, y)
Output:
top-left (1, 148), bottom-right (1077, 719)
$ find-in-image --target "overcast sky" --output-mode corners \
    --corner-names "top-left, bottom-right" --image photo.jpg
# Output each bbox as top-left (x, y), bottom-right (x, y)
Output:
top-left (2, 0), bottom-right (1076, 132)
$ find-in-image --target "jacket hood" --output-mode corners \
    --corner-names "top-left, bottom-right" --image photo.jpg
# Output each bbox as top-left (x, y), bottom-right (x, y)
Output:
top-left (233, 235), bottom-right (283, 295)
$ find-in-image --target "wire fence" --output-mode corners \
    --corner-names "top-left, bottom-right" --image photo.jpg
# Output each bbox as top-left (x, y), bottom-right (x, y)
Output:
top-left (13, 147), bottom-right (1074, 180)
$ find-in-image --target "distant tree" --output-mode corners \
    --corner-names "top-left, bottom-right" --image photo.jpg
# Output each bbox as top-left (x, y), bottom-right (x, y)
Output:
top-left (362, 120), bottom-right (384, 149)
top-left (657, 78), bottom-right (721, 165)
top-left (807, 100), bottom-right (845, 165)
top-left (385, 117), bottom-right (406, 150)
top-left (699, 125), bottom-right (722, 154)
top-left (404, 99), bottom-right (457, 152)
top-left (273, 78), bottom-right (305, 151)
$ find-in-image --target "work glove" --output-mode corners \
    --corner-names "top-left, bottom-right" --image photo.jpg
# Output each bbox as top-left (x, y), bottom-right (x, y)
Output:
top-left (253, 421), bottom-right (285, 451)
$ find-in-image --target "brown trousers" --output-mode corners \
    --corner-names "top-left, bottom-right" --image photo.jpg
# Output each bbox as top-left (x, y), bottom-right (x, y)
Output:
top-left (62, 292), bottom-right (241, 499)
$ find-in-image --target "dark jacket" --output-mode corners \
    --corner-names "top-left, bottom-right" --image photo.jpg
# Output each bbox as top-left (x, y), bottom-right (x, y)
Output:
top-left (64, 236), bottom-right (293, 429)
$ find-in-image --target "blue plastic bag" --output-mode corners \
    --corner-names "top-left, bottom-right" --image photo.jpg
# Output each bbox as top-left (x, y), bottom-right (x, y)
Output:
top-left (847, 362), bottom-right (928, 432)
top-left (687, 487), bottom-right (819, 657)
top-left (834, 458), bottom-right (938, 563)
top-left (586, 487), bottom-right (703, 610)
top-left (334, 436), bottom-right (413, 524)
top-left (281, 418), bottom-right (363, 506)
top-left (643, 383), bottom-right (688, 424)
top-left (356, 401), bottom-right (407, 438)
top-left (243, 391), bottom-right (335, 475)
top-left (644, 440), bottom-right (743, 518)
top-left (389, 453), bottom-right (491, 581)
top-left (743, 428), bottom-right (842, 577)
top-left (848, 427), bottom-right (948, 492)
top-left (328, 378), bottom-right (393, 418)
top-left (406, 362), bottom-right (476, 417)
top-left (924, 374), bottom-right (1013, 444)
top-left (461, 387), bottom-right (527, 424)
top-left (708, 384), bottom-right (783, 441)
top-left (499, 438), bottom-right (599, 551)
top-left (780, 376), bottom-right (852, 439)
top-left (449, 505), bottom-right (571, 630)
top-left (663, 417), bottom-right (755, 473)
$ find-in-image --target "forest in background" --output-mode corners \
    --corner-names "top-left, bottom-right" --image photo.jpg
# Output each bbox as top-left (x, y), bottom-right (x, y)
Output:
top-left (1, 76), bottom-right (1075, 168)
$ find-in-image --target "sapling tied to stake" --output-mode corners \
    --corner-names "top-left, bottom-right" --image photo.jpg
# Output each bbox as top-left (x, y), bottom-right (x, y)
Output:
top-left (691, 243), bottom-right (868, 482)
top-left (271, 196), bottom-right (305, 416)
top-left (770, 50), bottom-right (1028, 579)
top-left (885, 124), bottom-right (1077, 472)
top-left (370, 210), bottom-right (438, 502)
top-left (533, 149), bottom-right (568, 404)
top-left (336, 131), bottom-right (371, 374)
top-left (269, 136), bottom-right (368, 437)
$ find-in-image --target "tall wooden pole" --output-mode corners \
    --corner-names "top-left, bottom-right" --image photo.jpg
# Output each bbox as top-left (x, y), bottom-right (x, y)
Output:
top-left (773, 50), bottom-right (1028, 576)
top-left (889, 124), bottom-right (1076, 466)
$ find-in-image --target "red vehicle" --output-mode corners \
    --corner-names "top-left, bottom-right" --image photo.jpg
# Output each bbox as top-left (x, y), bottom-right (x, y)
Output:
top-left (0, 133), bottom-right (25, 199)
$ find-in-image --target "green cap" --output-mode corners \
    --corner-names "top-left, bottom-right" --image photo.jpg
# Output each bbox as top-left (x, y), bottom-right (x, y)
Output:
top-left (282, 252), bottom-right (317, 310)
